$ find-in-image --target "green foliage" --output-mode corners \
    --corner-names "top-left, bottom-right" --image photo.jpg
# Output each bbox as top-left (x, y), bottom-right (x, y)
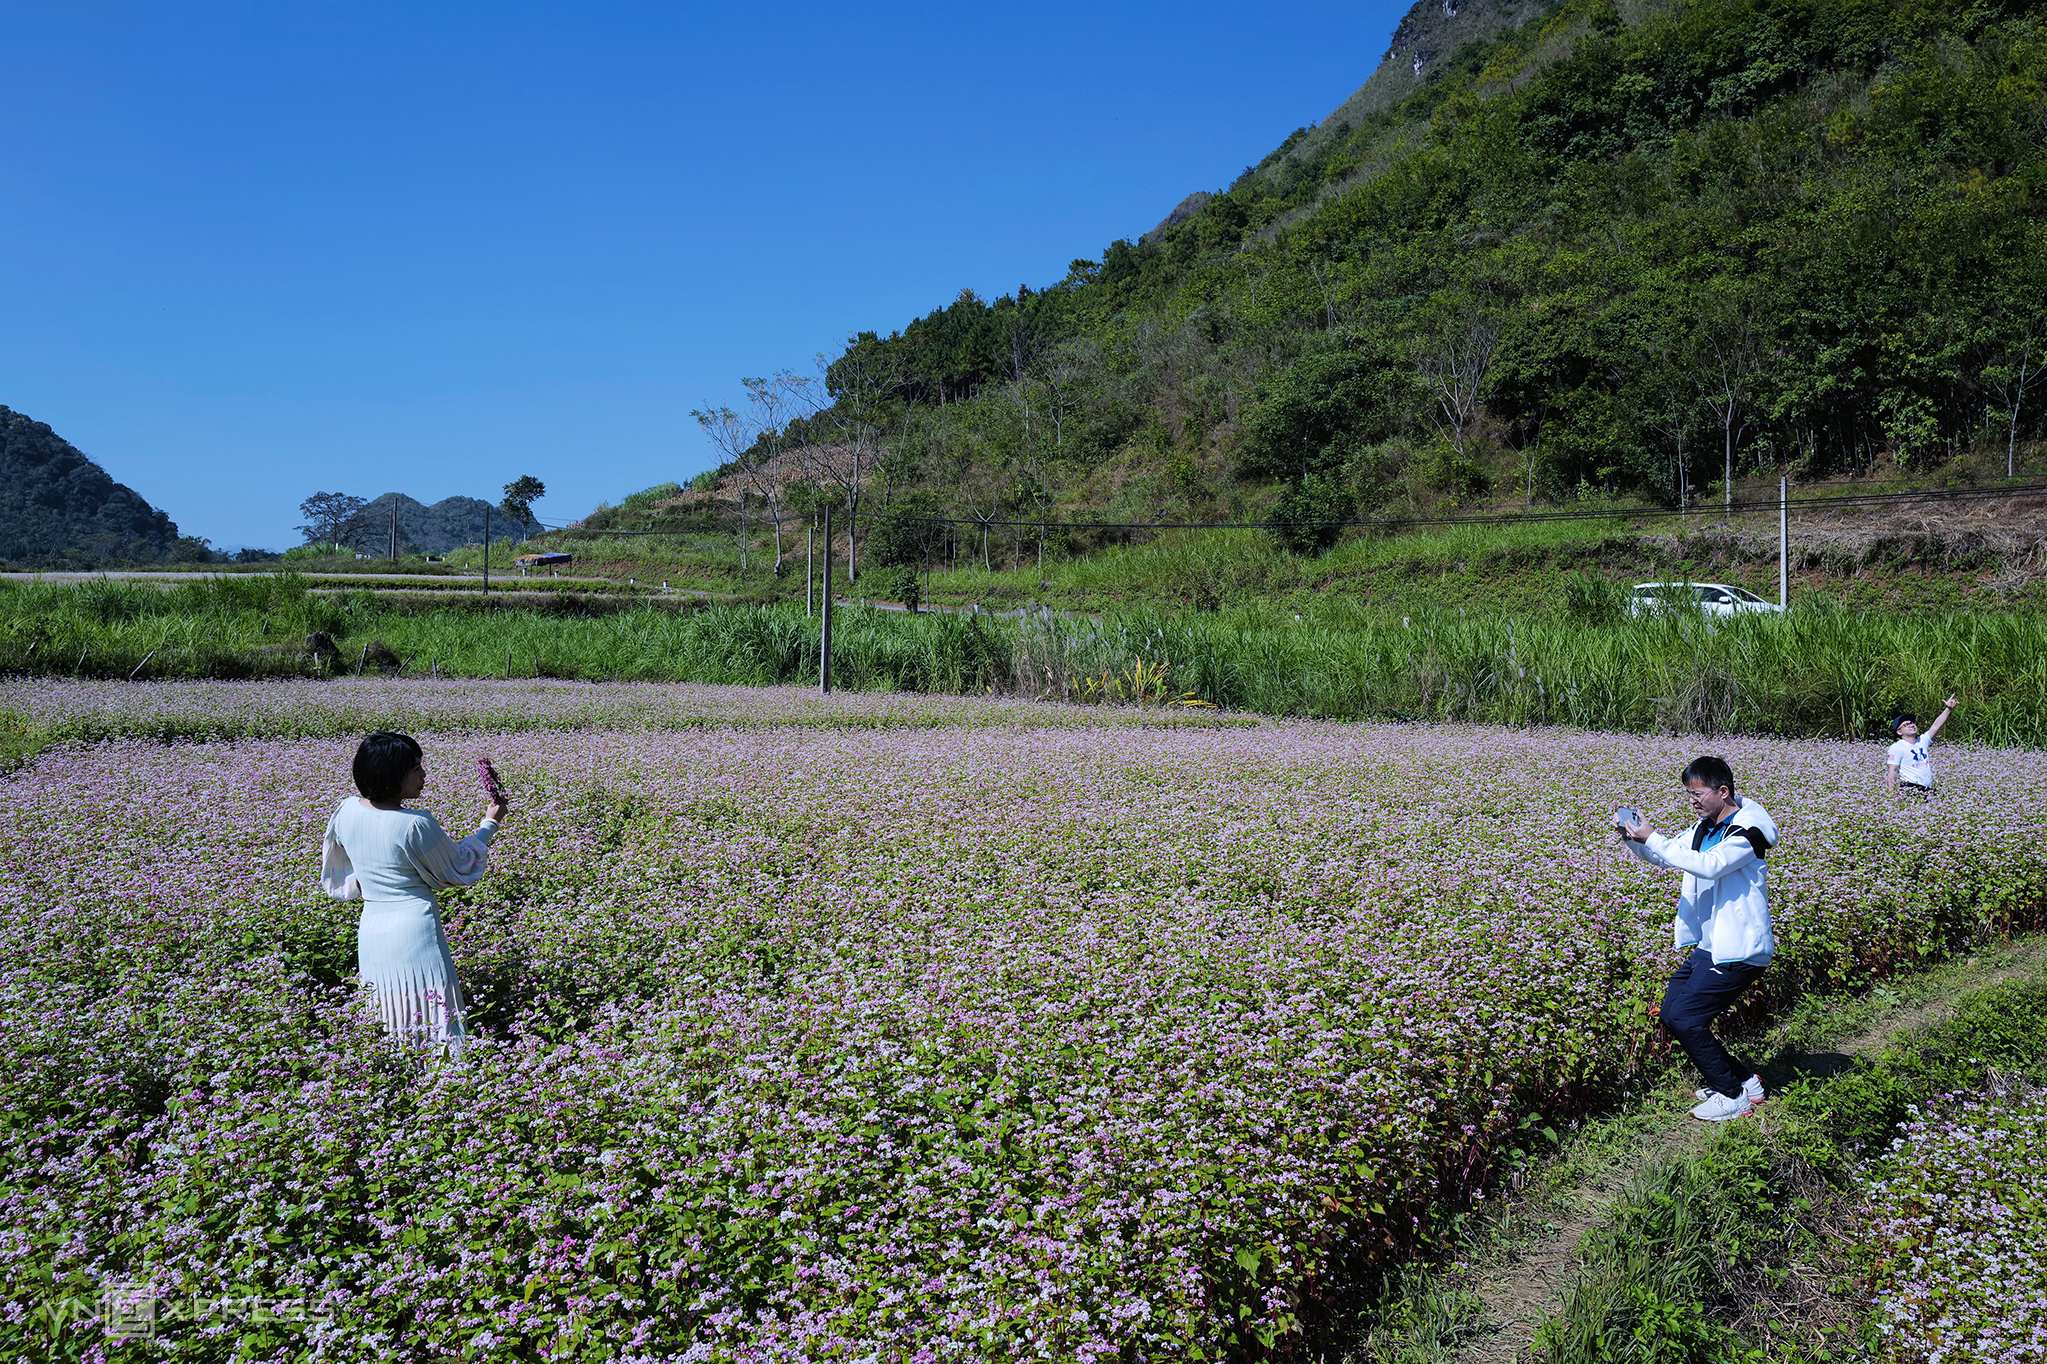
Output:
top-left (1789, 977), bottom-right (2047, 1160)
top-left (1563, 570), bottom-right (1628, 625)
top-left (885, 564), bottom-right (921, 612)
top-left (866, 494), bottom-right (945, 569)
top-left (500, 474), bottom-right (546, 522)
top-left (621, 481), bottom-right (684, 509)
top-left (1537, 949), bottom-right (2047, 1363)
top-left (0, 406), bottom-right (180, 566)
top-left (1239, 334), bottom-right (1403, 481)
top-left (1532, 1143), bottom-right (1770, 1363)
top-left (741, 0), bottom-right (2047, 549)
top-left (1265, 474), bottom-right (1358, 555)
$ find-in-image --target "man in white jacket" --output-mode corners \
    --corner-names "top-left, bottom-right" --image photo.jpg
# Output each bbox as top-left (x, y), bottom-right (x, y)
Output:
top-left (1620, 756), bottom-right (1779, 1122)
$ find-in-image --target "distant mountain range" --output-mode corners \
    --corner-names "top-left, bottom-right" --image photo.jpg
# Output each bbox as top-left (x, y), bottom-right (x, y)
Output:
top-left (343, 492), bottom-right (540, 555)
top-left (0, 406), bottom-right (182, 566)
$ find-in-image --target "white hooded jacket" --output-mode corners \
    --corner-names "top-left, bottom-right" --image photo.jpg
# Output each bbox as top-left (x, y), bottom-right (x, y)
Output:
top-left (1626, 797), bottom-right (1779, 965)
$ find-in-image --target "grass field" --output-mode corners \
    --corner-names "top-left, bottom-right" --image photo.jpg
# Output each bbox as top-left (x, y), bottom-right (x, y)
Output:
top-left (2, 685), bottom-right (2042, 1360)
top-left (3, 572), bottom-right (2044, 748)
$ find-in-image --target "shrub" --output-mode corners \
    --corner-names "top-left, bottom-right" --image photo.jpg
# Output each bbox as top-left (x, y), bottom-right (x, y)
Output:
top-left (1266, 474), bottom-right (1356, 556)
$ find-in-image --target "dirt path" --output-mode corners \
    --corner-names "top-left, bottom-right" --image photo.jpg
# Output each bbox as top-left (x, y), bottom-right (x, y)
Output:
top-left (1449, 1116), bottom-right (1707, 1363)
top-left (1440, 936), bottom-right (2047, 1362)
top-left (1833, 939), bottom-right (2047, 1060)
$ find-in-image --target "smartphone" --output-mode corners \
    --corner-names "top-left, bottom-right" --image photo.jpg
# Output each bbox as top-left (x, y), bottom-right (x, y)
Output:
top-left (1613, 806), bottom-right (1639, 829)
top-left (476, 758), bottom-right (509, 809)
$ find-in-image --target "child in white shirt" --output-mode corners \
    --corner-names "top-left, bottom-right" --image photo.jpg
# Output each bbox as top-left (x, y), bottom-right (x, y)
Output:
top-left (1885, 695), bottom-right (1956, 797)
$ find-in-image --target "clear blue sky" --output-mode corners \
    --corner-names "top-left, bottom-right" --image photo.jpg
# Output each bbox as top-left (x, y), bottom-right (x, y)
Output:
top-left (3, 1), bottom-right (1404, 549)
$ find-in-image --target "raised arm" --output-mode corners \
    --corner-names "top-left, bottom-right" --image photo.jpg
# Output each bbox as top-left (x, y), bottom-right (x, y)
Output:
top-left (409, 814), bottom-right (501, 889)
top-left (1923, 695), bottom-right (1958, 742)
top-left (1640, 828), bottom-right (1763, 882)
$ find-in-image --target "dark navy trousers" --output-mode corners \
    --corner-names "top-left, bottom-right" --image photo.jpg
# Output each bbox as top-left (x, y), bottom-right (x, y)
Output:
top-left (1661, 947), bottom-right (1767, 1099)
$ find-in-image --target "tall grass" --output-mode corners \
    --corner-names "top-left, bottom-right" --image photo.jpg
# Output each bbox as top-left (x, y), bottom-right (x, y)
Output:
top-left (0, 575), bottom-right (352, 679)
top-left (3, 577), bottom-right (2042, 743)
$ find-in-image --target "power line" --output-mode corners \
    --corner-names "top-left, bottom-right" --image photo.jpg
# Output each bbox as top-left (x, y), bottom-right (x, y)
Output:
top-left (525, 480), bottom-right (2047, 538)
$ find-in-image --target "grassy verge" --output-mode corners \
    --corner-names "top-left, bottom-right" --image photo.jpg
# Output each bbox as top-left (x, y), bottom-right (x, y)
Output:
top-left (1340, 938), bottom-right (2047, 1363)
top-left (5, 575), bottom-right (2045, 744)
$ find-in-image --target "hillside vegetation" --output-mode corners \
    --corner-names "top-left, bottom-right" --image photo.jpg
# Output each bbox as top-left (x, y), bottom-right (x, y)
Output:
top-left (650, 0), bottom-right (2046, 576)
top-left (0, 407), bottom-right (190, 567)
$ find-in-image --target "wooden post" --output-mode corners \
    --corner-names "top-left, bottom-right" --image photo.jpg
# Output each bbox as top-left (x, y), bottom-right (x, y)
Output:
top-left (482, 504), bottom-right (491, 595)
top-left (819, 505), bottom-right (833, 694)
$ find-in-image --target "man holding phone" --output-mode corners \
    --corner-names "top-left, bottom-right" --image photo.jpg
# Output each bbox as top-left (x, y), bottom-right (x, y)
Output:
top-left (1618, 756), bottom-right (1779, 1122)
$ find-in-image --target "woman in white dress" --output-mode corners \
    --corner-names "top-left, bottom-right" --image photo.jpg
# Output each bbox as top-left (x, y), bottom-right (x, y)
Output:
top-left (320, 732), bottom-right (507, 1048)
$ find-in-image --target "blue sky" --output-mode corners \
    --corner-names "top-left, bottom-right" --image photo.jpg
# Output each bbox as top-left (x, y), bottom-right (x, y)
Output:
top-left (3, 2), bottom-right (1404, 549)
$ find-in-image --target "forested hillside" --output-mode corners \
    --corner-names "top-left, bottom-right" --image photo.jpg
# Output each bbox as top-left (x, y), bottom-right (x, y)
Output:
top-left (0, 407), bottom-right (185, 567)
top-left (682, 0), bottom-right (2047, 556)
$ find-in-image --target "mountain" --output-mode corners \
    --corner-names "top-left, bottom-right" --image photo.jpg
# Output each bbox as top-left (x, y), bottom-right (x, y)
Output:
top-left (343, 493), bottom-right (539, 555)
top-left (0, 406), bottom-right (181, 566)
top-left (693, 0), bottom-right (2047, 548)
top-left (1322, 0), bottom-right (1540, 125)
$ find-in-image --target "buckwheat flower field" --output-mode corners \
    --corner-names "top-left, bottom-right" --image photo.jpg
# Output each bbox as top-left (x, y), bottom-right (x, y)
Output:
top-left (1859, 1091), bottom-right (2047, 1363)
top-left (2, 681), bottom-right (2043, 1361)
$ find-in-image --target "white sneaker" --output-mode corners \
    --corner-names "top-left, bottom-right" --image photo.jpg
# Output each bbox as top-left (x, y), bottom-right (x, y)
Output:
top-left (1690, 1090), bottom-right (1754, 1122)
top-left (1695, 1075), bottom-right (1765, 1105)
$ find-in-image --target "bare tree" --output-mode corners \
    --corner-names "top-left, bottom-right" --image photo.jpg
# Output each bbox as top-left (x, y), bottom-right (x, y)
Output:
top-left (1413, 307), bottom-right (1502, 459)
top-left (690, 404), bottom-right (756, 576)
top-left (740, 373), bottom-right (805, 574)
top-left (1308, 258), bottom-right (1342, 332)
top-left (1038, 337), bottom-right (1098, 451)
top-left (1980, 323), bottom-right (2042, 479)
top-left (1505, 404), bottom-right (1548, 506)
top-left (1676, 282), bottom-right (1768, 512)
top-left (788, 340), bottom-right (903, 583)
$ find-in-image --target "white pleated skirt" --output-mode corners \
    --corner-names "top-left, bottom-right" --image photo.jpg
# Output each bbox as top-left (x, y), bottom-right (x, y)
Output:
top-left (358, 896), bottom-right (467, 1046)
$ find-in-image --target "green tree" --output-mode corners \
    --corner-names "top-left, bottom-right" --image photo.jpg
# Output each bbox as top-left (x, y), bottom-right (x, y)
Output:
top-left (296, 492), bottom-right (366, 547)
top-left (500, 476), bottom-right (546, 524)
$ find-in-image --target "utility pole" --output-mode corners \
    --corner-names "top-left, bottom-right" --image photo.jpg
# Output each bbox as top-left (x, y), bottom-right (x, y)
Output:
top-left (390, 501), bottom-right (398, 564)
top-left (806, 524), bottom-right (814, 618)
top-left (1778, 475), bottom-right (1788, 610)
top-left (819, 505), bottom-right (833, 693)
top-left (482, 504), bottom-right (490, 596)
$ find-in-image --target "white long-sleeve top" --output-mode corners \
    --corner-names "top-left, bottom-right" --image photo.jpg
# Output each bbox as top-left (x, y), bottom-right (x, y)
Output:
top-left (1626, 797), bottom-right (1779, 965)
top-left (321, 797), bottom-right (498, 905)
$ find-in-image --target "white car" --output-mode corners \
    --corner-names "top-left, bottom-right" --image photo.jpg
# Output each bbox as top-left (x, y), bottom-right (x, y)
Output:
top-left (1627, 582), bottom-right (1782, 617)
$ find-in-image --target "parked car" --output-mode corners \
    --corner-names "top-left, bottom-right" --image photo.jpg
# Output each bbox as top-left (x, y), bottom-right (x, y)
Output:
top-left (1627, 582), bottom-right (1782, 617)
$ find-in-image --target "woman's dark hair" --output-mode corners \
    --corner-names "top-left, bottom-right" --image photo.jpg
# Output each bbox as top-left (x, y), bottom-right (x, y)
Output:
top-left (1681, 755), bottom-right (1735, 794)
top-left (354, 731), bottom-right (423, 803)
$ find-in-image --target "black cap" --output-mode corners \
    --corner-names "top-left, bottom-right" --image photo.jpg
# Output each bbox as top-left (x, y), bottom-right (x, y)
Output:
top-left (1891, 714), bottom-right (1915, 734)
